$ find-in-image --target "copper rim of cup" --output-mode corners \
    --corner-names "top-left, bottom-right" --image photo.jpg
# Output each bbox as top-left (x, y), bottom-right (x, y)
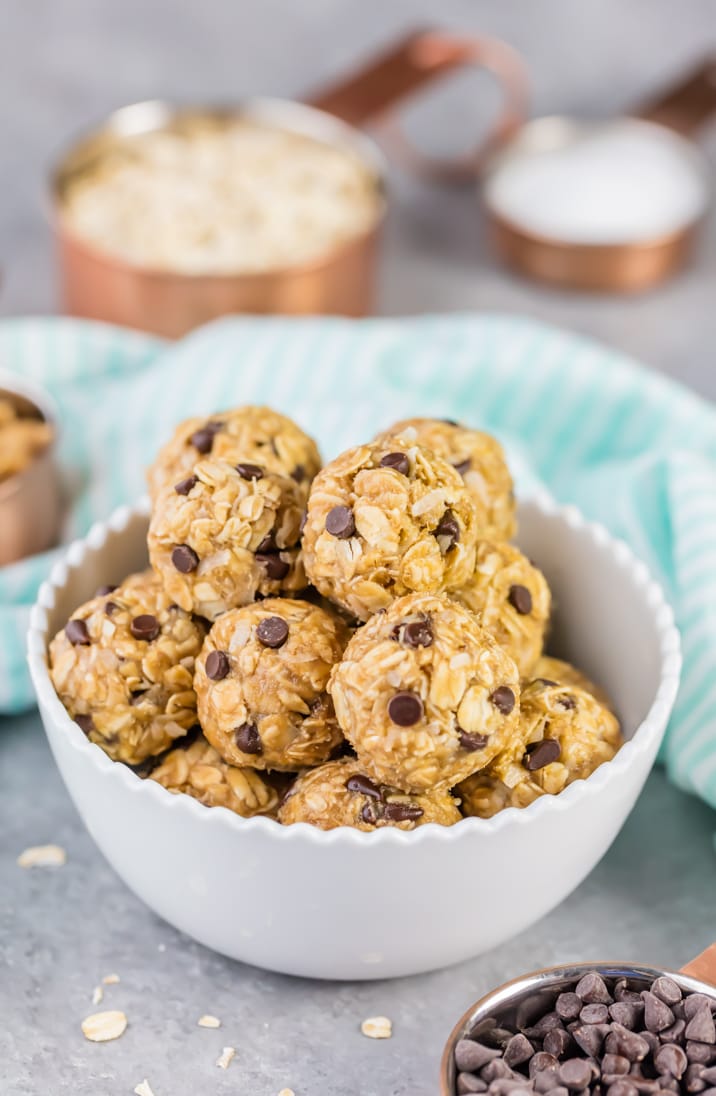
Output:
top-left (439, 960), bottom-right (716, 1095)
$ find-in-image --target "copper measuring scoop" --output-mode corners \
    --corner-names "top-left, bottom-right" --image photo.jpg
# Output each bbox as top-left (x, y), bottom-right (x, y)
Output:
top-left (51, 29), bottom-right (528, 337)
top-left (440, 944), bottom-right (716, 1095)
top-left (480, 61), bottom-right (716, 291)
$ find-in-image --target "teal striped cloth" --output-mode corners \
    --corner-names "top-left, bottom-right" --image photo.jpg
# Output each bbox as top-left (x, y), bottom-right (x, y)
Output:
top-left (2, 314), bottom-right (715, 812)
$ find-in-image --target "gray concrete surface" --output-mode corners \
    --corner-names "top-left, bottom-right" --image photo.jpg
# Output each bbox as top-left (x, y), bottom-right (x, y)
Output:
top-left (2, 2), bottom-right (716, 1094)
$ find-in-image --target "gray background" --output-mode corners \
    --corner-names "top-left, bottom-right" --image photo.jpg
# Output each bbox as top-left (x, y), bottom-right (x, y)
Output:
top-left (2, 2), bottom-right (716, 1094)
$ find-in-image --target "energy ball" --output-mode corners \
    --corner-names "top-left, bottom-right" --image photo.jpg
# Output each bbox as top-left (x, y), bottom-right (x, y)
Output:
top-left (147, 405), bottom-right (321, 500)
top-left (459, 680), bottom-right (622, 818)
top-left (196, 598), bottom-right (349, 771)
top-left (451, 541), bottom-right (551, 677)
top-left (302, 440), bottom-right (479, 620)
top-left (279, 758), bottom-right (461, 831)
top-left (147, 458), bottom-right (306, 620)
top-left (148, 734), bottom-right (280, 818)
top-left (329, 593), bottom-right (521, 792)
top-left (376, 417), bottom-right (515, 542)
top-left (48, 571), bottom-right (205, 765)
top-left (533, 654), bottom-right (614, 710)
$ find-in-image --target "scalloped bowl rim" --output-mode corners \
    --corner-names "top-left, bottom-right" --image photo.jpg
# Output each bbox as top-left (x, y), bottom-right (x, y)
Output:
top-left (27, 493), bottom-right (682, 848)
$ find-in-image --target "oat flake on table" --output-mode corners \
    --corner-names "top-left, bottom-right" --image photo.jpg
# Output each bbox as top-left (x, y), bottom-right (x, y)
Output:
top-left (361, 1016), bottom-right (392, 1039)
top-left (17, 844), bottom-right (66, 868)
top-left (197, 1014), bottom-right (221, 1028)
top-left (134, 1082), bottom-right (155, 1096)
top-left (216, 1046), bottom-right (236, 1069)
top-left (81, 1010), bottom-right (127, 1042)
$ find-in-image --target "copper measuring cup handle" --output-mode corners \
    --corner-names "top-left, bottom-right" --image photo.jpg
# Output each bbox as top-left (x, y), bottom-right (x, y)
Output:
top-left (637, 56), bottom-right (716, 135)
top-left (681, 942), bottom-right (716, 986)
top-left (308, 28), bottom-right (529, 180)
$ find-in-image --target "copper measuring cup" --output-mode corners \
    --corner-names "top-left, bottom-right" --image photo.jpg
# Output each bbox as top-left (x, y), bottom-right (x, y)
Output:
top-left (481, 60), bottom-right (716, 292)
top-left (50, 29), bottom-right (528, 337)
top-left (440, 944), bottom-right (716, 1095)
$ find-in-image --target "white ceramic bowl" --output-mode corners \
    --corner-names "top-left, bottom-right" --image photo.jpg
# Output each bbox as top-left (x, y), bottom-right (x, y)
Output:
top-left (28, 495), bottom-right (680, 980)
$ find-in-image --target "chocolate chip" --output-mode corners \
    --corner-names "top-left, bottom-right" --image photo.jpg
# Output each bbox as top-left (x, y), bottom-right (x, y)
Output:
top-left (559, 1059), bottom-right (593, 1090)
top-left (171, 544), bottom-right (199, 573)
top-left (686, 1064), bottom-right (707, 1092)
top-left (299, 511), bottom-right (308, 535)
top-left (508, 584), bottom-right (533, 614)
top-left (536, 678), bottom-right (559, 687)
top-left (95, 584), bottom-right (117, 597)
top-left (556, 994), bottom-right (584, 1022)
top-left (653, 979), bottom-right (683, 1007)
top-left (689, 1044), bottom-right (716, 1065)
top-left (104, 601), bottom-right (119, 616)
top-left (702, 1067), bottom-right (716, 1084)
top-left (442, 418), bottom-right (460, 426)
top-left (206, 650), bottom-right (230, 680)
top-left (379, 451), bottom-right (410, 476)
top-left (524, 739), bottom-right (561, 771)
top-left (559, 694), bottom-right (577, 711)
top-left (382, 801), bottom-right (424, 823)
top-left (75, 714), bottom-right (94, 735)
top-left (544, 1028), bottom-right (573, 1059)
top-left (256, 552), bottom-right (290, 581)
top-left (256, 616), bottom-right (289, 649)
top-left (325, 505), bottom-right (355, 539)
top-left (482, 1058), bottom-right (514, 1083)
top-left (655, 1044), bottom-right (688, 1079)
top-left (607, 1082), bottom-right (639, 1096)
top-left (527, 1012), bottom-right (564, 1037)
top-left (345, 774), bottom-right (382, 799)
top-left (685, 997), bottom-right (716, 1021)
top-left (435, 509), bottom-right (460, 550)
top-left (455, 1041), bottom-right (501, 1073)
top-left (603, 1055), bottom-right (632, 1078)
top-left (660, 1019), bottom-right (687, 1044)
top-left (572, 1024), bottom-right (611, 1058)
top-left (387, 692), bottom-right (424, 726)
top-left (360, 801), bottom-right (378, 825)
top-left (611, 1002), bottom-right (645, 1030)
top-left (530, 1053), bottom-right (560, 1078)
top-left (65, 619), bottom-right (90, 645)
top-left (190, 421), bottom-right (223, 453)
top-left (130, 614), bottom-right (160, 642)
top-left (605, 1025), bottom-right (650, 1062)
top-left (235, 722), bottom-right (262, 755)
top-left (174, 475), bottom-right (197, 495)
top-left (459, 730), bottom-right (489, 752)
top-left (457, 1073), bottom-right (488, 1094)
top-left (453, 458), bottom-right (471, 476)
top-left (643, 992), bottom-right (676, 1033)
top-left (489, 686), bottom-right (516, 716)
top-left (236, 462), bottom-right (263, 480)
top-left (582, 1004), bottom-right (610, 1025)
top-left (257, 532), bottom-right (277, 552)
top-left (504, 1034), bottom-right (535, 1068)
top-left (291, 464), bottom-right (305, 483)
top-left (399, 618), bottom-right (434, 648)
top-left (686, 1008), bottom-right (716, 1045)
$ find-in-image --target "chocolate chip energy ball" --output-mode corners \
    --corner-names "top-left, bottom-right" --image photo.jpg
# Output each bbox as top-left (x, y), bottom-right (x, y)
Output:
top-left (329, 593), bottom-right (521, 792)
top-left (376, 417), bottom-right (515, 542)
top-left (48, 571), bottom-right (205, 765)
top-left (196, 598), bottom-right (349, 771)
top-left (302, 441), bottom-right (479, 620)
top-left (147, 405), bottom-right (321, 501)
top-left (148, 458), bottom-right (305, 620)
top-left (279, 758), bottom-right (461, 830)
top-left (451, 542), bottom-right (551, 677)
top-left (459, 680), bottom-right (622, 818)
top-left (534, 654), bottom-right (614, 710)
top-left (148, 734), bottom-right (280, 818)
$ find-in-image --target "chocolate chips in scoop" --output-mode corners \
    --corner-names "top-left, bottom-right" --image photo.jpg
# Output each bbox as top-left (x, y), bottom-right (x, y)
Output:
top-left (452, 972), bottom-right (716, 1096)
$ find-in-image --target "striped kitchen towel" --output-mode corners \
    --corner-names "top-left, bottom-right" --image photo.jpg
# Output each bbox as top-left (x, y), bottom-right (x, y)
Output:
top-left (1, 313), bottom-right (714, 811)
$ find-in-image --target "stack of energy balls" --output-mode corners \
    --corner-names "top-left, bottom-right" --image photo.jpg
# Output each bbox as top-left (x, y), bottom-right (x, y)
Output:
top-left (49, 407), bottom-right (622, 830)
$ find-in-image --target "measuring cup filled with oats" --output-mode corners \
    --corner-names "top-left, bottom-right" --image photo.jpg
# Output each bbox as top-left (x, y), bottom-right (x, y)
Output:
top-left (0, 373), bottom-right (60, 566)
top-left (51, 30), bottom-right (527, 336)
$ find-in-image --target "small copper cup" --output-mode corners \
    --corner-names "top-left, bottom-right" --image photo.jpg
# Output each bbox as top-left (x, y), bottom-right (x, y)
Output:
top-left (50, 30), bottom-right (528, 337)
top-left (0, 372), bottom-right (61, 567)
top-left (440, 943), bottom-right (716, 1095)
